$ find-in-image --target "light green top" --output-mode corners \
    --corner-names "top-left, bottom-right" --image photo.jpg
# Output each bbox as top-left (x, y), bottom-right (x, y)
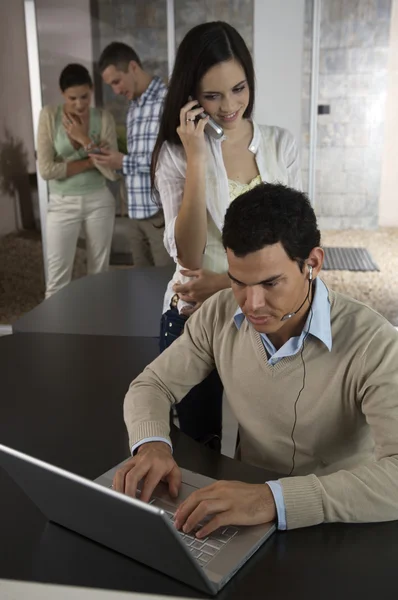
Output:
top-left (227, 174), bottom-right (262, 202)
top-left (202, 175), bottom-right (262, 276)
top-left (49, 106), bottom-right (105, 196)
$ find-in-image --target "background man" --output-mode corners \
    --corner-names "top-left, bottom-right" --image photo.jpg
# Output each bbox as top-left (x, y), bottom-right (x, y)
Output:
top-left (94, 42), bottom-right (172, 267)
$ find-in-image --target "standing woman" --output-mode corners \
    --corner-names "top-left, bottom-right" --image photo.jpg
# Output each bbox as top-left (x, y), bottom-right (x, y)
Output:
top-left (37, 63), bottom-right (119, 298)
top-left (151, 22), bottom-right (302, 448)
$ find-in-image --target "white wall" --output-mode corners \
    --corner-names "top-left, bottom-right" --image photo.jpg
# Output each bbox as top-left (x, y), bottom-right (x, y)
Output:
top-left (253, 0), bottom-right (305, 145)
top-left (379, 0), bottom-right (398, 227)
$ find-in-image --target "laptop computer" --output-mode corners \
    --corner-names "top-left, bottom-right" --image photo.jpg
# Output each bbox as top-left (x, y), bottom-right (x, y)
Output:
top-left (0, 444), bottom-right (275, 595)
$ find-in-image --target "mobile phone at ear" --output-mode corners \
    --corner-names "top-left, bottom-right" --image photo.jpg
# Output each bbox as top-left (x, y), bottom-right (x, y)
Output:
top-left (188, 96), bottom-right (224, 140)
top-left (197, 112), bottom-right (224, 140)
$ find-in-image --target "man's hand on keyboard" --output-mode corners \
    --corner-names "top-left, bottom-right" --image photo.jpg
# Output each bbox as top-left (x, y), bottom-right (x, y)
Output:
top-left (113, 442), bottom-right (182, 502)
top-left (174, 481), bottom-right (276, 538)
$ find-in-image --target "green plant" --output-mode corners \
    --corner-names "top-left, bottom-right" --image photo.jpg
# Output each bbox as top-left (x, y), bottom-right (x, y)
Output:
top-left (0, 127), bottom-right (28, 197)
top-left (0, 126), bottom-right (32, 231)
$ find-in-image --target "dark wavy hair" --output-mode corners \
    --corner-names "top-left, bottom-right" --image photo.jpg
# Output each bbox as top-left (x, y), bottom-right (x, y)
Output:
top-left (59, 64), bottom-right (93, 92)
top-left (222, 183), bottom-right (321, 270)
top-left (150, 21), bottom-right (255, 188)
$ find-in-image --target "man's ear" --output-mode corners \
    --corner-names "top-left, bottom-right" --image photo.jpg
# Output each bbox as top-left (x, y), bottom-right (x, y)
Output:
top-left (128, 60), bottom-right (139, 74)
top-left (307, 247), bottom-right (324, 279)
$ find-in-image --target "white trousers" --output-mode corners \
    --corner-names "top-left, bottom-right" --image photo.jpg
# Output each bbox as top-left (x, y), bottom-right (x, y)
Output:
top-left (45, 187), bottom-right (115, 298)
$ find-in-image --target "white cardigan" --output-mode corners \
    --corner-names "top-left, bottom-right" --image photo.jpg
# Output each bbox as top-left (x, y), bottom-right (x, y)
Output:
top-left (155, 121), bottom-right (302, 313)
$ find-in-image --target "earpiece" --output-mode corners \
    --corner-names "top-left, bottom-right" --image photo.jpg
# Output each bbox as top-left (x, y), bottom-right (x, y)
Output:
top-left (281, 264), bottom-right (314, 322)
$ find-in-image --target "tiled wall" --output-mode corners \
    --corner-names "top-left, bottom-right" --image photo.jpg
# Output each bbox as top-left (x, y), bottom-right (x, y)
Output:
top-left (93, 0), bottom-right (253, 127)
top-left (302, 0), bottom-right (392, 229)
top-left (93, 0), bottom-right (169, 125)
top-left (174, 0), bottom-right (253, 52)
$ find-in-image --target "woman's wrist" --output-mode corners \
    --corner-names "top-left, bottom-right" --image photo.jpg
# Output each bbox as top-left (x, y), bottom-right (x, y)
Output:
top-left (81, 137), bottom-right (94, 151)
top-left (213, 272), bottom-right (231, 293)
top-left (186, 152), bottom-right (207, 168)
top-left (218, 272), bottom-right (232, 290)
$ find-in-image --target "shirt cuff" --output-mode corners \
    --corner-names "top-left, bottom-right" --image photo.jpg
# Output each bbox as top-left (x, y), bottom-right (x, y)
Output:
top-left (131, 436), bottom-right (173, 456)
top-left (267, 480), bottom-right (287, 530)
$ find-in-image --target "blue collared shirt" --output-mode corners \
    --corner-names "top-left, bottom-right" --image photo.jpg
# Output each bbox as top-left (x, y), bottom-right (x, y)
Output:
top-left (234, 278), bottom-right (332, 529)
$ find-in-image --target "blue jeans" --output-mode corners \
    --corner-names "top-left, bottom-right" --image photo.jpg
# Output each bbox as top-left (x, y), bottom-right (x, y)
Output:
top-left (160, 307), bottom-right (223, 451)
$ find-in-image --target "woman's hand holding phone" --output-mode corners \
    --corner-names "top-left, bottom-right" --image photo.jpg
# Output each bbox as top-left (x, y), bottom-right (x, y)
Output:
top-left (177, 99), bottom-right (209, 160)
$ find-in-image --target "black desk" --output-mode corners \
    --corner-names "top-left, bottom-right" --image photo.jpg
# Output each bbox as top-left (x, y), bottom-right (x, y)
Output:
top-left (12, 266), bottom-right (174, 337)
top-left (1, 333), bottom-right (398, 600)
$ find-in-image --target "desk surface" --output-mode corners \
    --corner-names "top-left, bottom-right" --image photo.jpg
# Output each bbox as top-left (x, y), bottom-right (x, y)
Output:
top-left (12, 266), bottom-right (174, 337)
top-left (1, 333), bottom-right (397, 600)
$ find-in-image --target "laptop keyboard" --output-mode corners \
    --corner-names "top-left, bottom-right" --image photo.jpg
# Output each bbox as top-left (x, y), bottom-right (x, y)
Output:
top-left (162, 509), bottom-right (239, 567)
top-left (108, 485), bottom-right (239, 567)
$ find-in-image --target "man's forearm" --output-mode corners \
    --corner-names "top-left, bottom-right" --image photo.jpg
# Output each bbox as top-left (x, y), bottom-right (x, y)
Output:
top-left (122, 153), bottom-right (149, 175)
top-left (280, 455), bottom-right (398, 529)
top-left (124, 366), bottom-right (175, 451)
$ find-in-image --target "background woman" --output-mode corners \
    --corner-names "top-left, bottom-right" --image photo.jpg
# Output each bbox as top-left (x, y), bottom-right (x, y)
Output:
top-left (37, 63), bottom-right (119, 298)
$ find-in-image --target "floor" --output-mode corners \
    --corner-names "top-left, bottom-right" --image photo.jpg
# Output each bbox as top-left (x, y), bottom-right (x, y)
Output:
top-left (320, 228), bottom-right (398, 326)
top-left (1, 225), bottom-right (398, 325)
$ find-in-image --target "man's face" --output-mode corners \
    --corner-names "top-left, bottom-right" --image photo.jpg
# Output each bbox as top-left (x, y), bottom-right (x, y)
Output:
top-left (101, 62), bottom-right (137, 100)
top-left (227, 243), bottom-right (310, 335)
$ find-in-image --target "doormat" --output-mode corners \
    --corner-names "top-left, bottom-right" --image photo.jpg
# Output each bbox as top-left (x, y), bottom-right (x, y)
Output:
top-left (323, 247), bottom-right (379, 272)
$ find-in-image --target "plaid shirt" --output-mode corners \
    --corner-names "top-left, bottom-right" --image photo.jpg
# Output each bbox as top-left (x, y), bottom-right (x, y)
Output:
top-left (122, 76), bottom-right (166, 219)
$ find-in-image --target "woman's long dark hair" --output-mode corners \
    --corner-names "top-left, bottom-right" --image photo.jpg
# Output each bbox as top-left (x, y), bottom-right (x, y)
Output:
top-left (150, 21), bottom-right (255, 189)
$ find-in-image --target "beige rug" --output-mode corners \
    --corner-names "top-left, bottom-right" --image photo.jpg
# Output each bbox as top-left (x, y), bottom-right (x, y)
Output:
top-left (0, 228), bottom-right (397, 326)
top-left (320, 228), bottom-right (398, 326)
top-left (0, 231), bottom-right (86, 324)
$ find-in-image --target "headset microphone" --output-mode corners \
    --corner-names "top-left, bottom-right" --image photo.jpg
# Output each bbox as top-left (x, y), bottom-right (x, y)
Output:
top-left (280, 265), bottom-right (313, 322)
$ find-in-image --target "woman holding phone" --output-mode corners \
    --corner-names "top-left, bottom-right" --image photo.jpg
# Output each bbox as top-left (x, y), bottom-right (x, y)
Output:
top-left (151, 22), bottom-right (302, 448)
top-left (37, 63), bottom-right (118, 298)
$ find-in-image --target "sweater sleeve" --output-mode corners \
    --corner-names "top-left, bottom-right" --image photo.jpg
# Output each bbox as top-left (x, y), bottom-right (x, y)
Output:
top-left (280, 323), bottom-right (398, 529)
top-left (123, 296), bottom-right (218, 450)
top-left (37, 105), bottom-right (68, 181)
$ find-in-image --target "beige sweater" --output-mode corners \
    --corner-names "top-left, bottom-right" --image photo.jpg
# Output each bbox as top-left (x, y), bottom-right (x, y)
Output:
top-left (37, 104), bottom-right (119, 183)
top-left (124, 285), bottom-right (398, 530)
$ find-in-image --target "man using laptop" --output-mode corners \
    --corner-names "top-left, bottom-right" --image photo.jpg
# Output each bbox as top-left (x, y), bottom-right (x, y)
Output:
top-left (116, 182), bottom-right (398, 537)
